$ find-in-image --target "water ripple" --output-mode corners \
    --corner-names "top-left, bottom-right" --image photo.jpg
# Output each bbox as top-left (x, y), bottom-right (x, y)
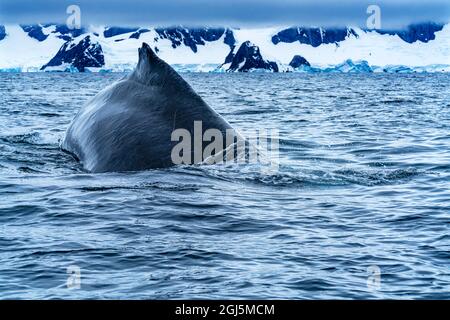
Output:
top-left (0, 73), bottom-right (449, 299)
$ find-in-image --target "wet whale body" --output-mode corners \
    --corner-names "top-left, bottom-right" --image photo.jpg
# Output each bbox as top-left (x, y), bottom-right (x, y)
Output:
top-left (62, 42), bottom-right (236, 173)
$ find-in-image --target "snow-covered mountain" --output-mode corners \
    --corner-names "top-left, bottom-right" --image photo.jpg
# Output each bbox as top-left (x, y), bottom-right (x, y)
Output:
top-left (0, 23), bottom-right (449, 72)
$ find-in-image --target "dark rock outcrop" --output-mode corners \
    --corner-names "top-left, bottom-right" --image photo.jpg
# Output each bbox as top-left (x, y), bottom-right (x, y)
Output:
top-left (21, 24), bottom-right (48, 41)
top-left (223, 29), bottom-right (236, 47)
top-left (272, 23), bottom-right (444, 47)
top-left (272, 27), bottom-right (357, 47)
top-left (104, 27), bottom-right (139, 38)
top-left (22, 24), bottom-right (86, 42)
top-left (0, 25), bottom-right (6, 41)
top-left (129, 28), bottom-right (150, 39)
top-left (374, 22), bottom-right (444, 43)
top-left (289, 55), bottom-right (310, 68)
top-left (155, 27), bottom-right (235, 53)
top-left (41, 35), bottom-right (104, 72)
top-left (224, 41), bottom-right (278, 72)
top-left (51, 24), bottom-right (85, 41)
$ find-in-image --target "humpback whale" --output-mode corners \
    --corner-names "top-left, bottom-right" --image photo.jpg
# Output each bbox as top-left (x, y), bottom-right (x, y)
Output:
top-left (61, 42), bottom-right (237, 173)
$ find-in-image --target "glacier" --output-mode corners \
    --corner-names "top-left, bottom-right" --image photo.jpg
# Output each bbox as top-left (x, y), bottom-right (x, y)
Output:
top-left (0, 23), bottom-right (449, 73)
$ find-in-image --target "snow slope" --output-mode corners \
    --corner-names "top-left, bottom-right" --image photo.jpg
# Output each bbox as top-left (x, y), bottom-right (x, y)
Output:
top-left (0, 23), bottom-right (449, 72)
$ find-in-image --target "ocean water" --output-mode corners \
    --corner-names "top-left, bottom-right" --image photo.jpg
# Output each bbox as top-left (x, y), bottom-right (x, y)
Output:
top-left (0, 72), bottom-right (449, 299)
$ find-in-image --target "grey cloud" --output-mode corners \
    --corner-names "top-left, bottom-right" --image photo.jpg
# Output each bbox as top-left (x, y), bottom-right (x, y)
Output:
top-left (0, 0), bottom-right (449, 28)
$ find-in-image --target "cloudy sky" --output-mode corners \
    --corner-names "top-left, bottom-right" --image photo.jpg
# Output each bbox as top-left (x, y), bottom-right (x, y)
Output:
top-left (1, 0), bottom-right (449, 28)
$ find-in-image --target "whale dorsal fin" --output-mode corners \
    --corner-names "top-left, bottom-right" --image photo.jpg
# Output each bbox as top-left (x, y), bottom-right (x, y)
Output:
top-left (130, 42), bottom-right (192, 92)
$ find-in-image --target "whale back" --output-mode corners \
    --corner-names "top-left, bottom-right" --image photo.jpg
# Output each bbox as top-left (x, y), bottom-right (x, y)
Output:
top-left (62, 42), bottom-right (236, 172)
top-left (129, 43), bottom-right (195, 94)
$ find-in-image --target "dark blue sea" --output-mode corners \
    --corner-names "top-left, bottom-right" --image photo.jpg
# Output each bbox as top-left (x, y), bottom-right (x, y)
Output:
top-left (0, 73), bottom-right (449, 299)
